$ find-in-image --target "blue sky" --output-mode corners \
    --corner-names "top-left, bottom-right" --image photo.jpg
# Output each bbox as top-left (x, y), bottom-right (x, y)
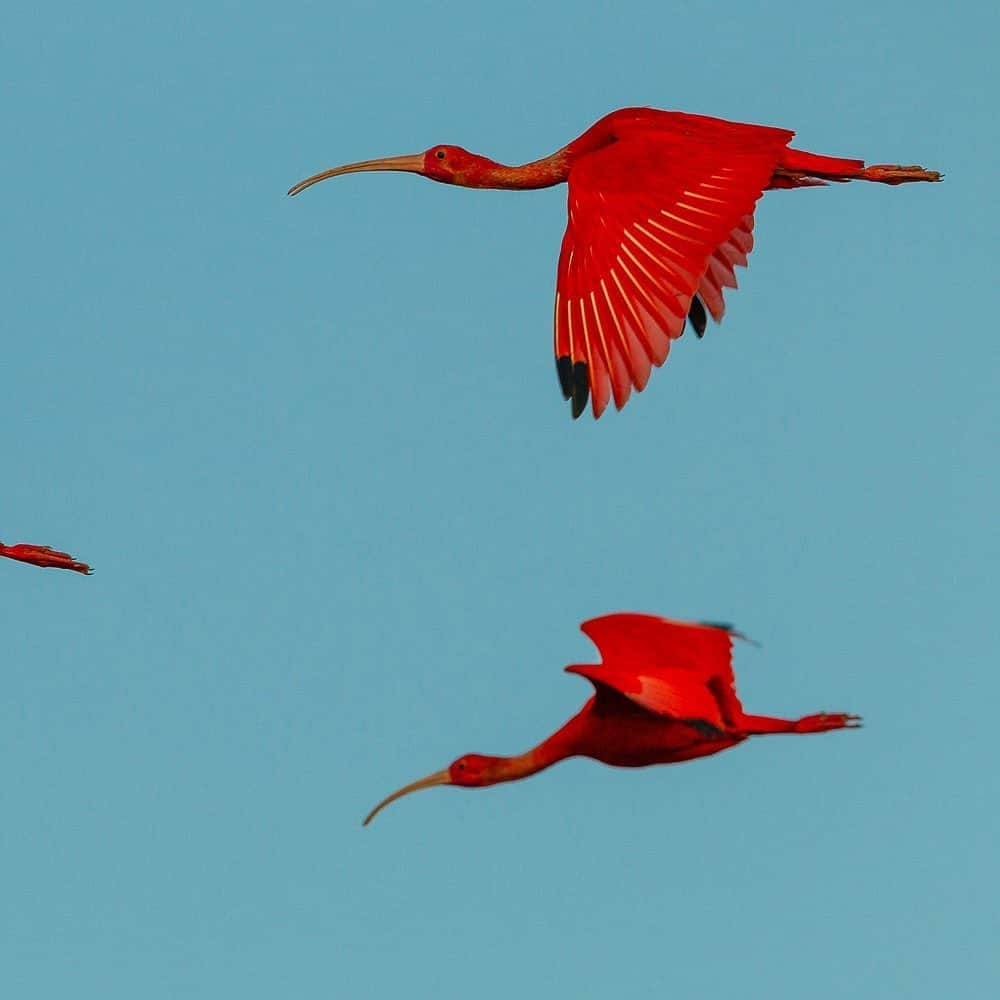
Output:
top-left (3, 1), bottom-right (997, 996)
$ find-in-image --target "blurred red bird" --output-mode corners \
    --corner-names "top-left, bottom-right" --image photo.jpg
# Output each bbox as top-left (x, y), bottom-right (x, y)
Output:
top-left (289, 107), bottom-right (940, 419)
top-left (364, 613), bottom-right (859, 824)
top-left (0, 540), bottom-right (91, 575)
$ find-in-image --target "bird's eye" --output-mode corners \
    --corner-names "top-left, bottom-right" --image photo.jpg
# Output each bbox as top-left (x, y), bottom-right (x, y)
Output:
top-left (436, 149), bottom-right (446, 160)
top-left (456, 760), bottom-right (466, 769)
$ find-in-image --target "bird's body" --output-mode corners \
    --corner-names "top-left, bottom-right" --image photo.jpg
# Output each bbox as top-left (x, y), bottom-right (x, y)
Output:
top-left (363, 613), bottom-right (859, 824)
top-left (524, 691), bottom-right (742, 771)
top-left (290, 107), bottom-right (940, 419)
top-left (0, 540), bottom-right (91, 575)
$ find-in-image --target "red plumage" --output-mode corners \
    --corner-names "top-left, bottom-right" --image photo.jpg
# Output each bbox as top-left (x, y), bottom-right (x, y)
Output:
top-left (363, 613), bottom-right (860, 824)
top-left (0, 540), bottom-right (92, 575)
top-left (289, 106), bottom-right (940, 419)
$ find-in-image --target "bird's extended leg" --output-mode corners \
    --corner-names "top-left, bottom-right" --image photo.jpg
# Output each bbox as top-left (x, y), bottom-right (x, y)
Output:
top-left (772, 148), bottom-right (941, 187)
top-left (738, 712), bottom-right (861, 736)
top-left (852, 164), bottom-right (943, 184)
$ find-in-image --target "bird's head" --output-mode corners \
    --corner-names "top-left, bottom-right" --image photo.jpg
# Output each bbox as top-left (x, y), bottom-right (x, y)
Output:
top-left (362, 752), bottom-right (507, 826)
top-left (420, 146), bottom-right (502, 185)
top-left (288, 145), bottom-right (500, 196)
top-left (447, 752), bottom-right (506, 786)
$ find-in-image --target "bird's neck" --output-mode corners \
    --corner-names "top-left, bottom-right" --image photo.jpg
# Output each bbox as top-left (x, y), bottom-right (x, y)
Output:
top-left (490, 708), bottom-right (590, 782)
top-left (466, 151), bottom-right (572, 190)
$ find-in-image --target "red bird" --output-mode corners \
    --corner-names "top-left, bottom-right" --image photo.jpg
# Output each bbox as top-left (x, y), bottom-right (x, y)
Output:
top-left (289, 107), bottom-right (940, 419)
top-left (364, 613), bottom-right (859, 824)
top-left (0, 540), bottom-right (91, 575)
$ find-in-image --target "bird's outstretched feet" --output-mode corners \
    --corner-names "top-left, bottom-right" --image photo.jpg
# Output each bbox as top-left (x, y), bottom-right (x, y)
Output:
top-left (859, 164), bottom-right (942, 184)
top-left (794, 713), bottom-right (862, 734)
top-left (0, 543), bottom-right (92, 575)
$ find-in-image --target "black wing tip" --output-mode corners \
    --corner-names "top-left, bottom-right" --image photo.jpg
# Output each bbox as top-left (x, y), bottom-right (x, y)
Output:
top-left (556, 355), bottom-right (574, 400)
top-left (688, 296), bottom-right (707, 339)
top-left (559, 356), bottom-right (590, 418)
top-left (699, 619), bottom-right (737, 632)
top-left (699, 619), bottom-right (761, 647)
top-left (571, 361), bottom-right (589, 419)
top-left (557, 356), bottom-right (591, 419)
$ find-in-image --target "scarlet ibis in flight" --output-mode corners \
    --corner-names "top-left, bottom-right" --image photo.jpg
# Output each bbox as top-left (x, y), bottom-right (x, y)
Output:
top-left (0, 540), bottom-right (91, 575)
top-left (363, 613), bottom-right (859, 824)
top-left (289, 107), bottom-right (940, 419)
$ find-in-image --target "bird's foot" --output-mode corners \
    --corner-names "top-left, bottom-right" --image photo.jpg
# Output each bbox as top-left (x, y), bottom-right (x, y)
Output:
top-left (794, 712), bottom-right (862, 734)
top-left (860, 164), bottom-right (942, 185)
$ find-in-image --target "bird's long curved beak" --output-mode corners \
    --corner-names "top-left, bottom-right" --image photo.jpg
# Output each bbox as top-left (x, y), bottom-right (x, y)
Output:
top-left (363, 767), bottom-right (450, 826)
top-left (288, 154), bottom-right (426, 197)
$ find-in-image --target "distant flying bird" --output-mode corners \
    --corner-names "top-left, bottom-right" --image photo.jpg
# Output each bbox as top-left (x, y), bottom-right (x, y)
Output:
top-left (289, 107), bottom-right (940, 419)
top-left (363, 613), bottom-right (859, 824)
top-left (0, 540), bottom-right (91, 575)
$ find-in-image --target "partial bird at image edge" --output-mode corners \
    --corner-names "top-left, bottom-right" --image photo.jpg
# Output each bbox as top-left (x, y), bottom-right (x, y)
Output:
top-left (0, 540), bottom-right (92, 575)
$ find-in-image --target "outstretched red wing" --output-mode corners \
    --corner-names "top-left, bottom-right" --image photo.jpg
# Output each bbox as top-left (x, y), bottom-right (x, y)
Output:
top-left (565, 614), bottom-right (746, 729)
top-left (554, 127), bottom-right (791, 417)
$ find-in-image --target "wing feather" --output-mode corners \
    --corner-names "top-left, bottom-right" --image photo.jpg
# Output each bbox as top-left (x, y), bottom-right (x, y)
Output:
top-left (597, 277), bottom-right (646, 397)
top-left (565, 613), bottom-right (748, 730)
top-left (555, 130), bottom-right (789, 417)
top-left (554, 127), bottom-right (788, 416)
top-left (696, 214), bottom-right (755, 321)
